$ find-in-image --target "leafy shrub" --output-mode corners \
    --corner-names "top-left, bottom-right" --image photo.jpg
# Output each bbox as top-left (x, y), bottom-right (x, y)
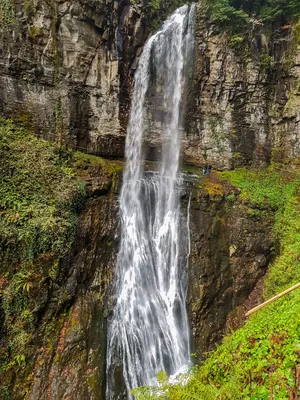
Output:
top-left (259, 0), bottom-right (300, 23)
top-left (0, 119), bottom-right (85, 269)
top-left (206, 0), bottom-right (250, 30)
top-left (203, 0), bottom-right (300, 36)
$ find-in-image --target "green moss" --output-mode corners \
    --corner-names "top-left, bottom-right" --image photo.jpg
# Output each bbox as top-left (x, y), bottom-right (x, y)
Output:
top-left (24, 0), bottom-right (35, 14)
top-left (226, 193), bottom-right (236, 202)
top-left (73, 151), bottom-right (122, 173)
top-left (73, 151), bottom-right (123, 193)
top-left (0, 0), bottom-right (14, 31)
top-left (260, 53), bottom-right (274, 70)
top-left (87, 374), bottom-right (98, 391)
top-left (28, 25), bottom-right (41, 38)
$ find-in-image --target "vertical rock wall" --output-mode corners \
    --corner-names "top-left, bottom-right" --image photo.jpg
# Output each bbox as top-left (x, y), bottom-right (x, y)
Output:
top-left (0, 0), bottom-right (147, 157)
top-left (188, 181), bottom-right (274, 357)
top-left (183, 13), bottom-right (300, 168)
top-left (27, 195), bottom-right (119, 400)
top-left (1, 1), bottom-right (300, 168)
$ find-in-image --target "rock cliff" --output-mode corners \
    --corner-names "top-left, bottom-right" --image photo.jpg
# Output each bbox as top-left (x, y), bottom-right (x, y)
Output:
top-left (1, 1), bottom-right (300, 168)
top-left (184, 13), bottom-right (300, 169)
top-left (27, 194), bottom-right (119, 400)
top-left (188, 174), bottom-right (274, 358)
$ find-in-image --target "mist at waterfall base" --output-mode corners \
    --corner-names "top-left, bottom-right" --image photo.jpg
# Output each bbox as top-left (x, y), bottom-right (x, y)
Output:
top-left (106, 4), bottom-right (196, 398)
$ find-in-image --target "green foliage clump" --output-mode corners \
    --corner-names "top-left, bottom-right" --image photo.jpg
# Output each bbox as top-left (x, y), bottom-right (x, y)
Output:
top-left (0, 119), bottom-right (86, 386)
top-left (259, 0), bottom-right (300, 23)
top-left (0, 119), bottom-right (85, 269)
top-left (205, 0), bottom-right (250, 30)
top-left (203, 0), bottom-right (300, 37)
top-left (0, 0), bottom-right (15, 30)
top-left (135, 166), bottom-right (300, 400)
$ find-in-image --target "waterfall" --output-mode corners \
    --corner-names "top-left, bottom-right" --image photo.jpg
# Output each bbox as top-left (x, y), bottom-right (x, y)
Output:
top-left (107, 4), bottom-right (196, 398)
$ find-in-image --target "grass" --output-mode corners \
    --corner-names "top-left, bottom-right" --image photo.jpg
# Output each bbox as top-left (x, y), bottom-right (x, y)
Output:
top-left (134, 166), bottom-right (300, 400)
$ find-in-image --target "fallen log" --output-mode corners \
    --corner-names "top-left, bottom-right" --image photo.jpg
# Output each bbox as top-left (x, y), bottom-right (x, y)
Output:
top-left (245, 282), bottom-right (300, 317)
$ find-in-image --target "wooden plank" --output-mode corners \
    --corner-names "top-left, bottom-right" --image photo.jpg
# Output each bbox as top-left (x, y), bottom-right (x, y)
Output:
top-left (245, 282), bottom-right (300, 317)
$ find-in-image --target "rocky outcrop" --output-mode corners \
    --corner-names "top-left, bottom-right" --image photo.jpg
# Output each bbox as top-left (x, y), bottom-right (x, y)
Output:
top-left (188, 175), bottom-right (274, 357)
top-left (27, 194), bottom-right (119, 400)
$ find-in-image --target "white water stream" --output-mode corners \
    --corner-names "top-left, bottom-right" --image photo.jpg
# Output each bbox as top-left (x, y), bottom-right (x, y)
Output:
top-left (106, 4), bottom-right (196, 398)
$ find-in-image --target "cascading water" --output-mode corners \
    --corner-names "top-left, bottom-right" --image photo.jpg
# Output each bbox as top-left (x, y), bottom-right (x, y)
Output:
top-left (107, 4), bottom-right (196, 398)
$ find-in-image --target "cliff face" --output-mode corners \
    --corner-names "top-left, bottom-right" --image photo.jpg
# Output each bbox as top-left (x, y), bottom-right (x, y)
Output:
top-left (0, 0), bottom-right (146, 157)
top-left (188, 176), bottom-right (274, 358)
top-left (1, 1), bottom-right (300, 167)
top-left (27, 194), bottom-right (119, 400)
top-left (184, 18), bottom-right (300, 169)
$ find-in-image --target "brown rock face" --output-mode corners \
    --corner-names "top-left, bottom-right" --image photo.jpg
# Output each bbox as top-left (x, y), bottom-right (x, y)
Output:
top-left (188, 182), bottom-right (274, 357)
top-left (1, 2), bottom-right (300, 168)
top-left (0, 0), bottom-right (146, 156)
top-left (28, 194), bottom-right (119, 400)
top-left (183, 17), bottom-right (300, 169)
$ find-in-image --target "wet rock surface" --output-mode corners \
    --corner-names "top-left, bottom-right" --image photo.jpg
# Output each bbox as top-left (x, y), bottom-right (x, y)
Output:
top-left (28, 194), bottom-right (119, 400)
top-left (188, 176), bottom-right (274, 357)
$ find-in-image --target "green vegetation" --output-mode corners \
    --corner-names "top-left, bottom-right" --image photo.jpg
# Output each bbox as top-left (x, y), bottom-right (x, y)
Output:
top-left (134, 166), bottom-right (300, 399)
top-left (0, 119), bottom-right (122, 397)
top-left (259, 0), bottom-right (300, 22)
top-left (0, 119), bottom-right (85, 272)
top-left (202, 0), bottom-right (300, 37)
top-left (208, 0), bottom-right (300, 25)
top-left (0, 0), bottom-right (14, 30)
top-left (28, 25), bottom-right (41, 38)
top-left (0, 119), bottom-right (86, 395)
